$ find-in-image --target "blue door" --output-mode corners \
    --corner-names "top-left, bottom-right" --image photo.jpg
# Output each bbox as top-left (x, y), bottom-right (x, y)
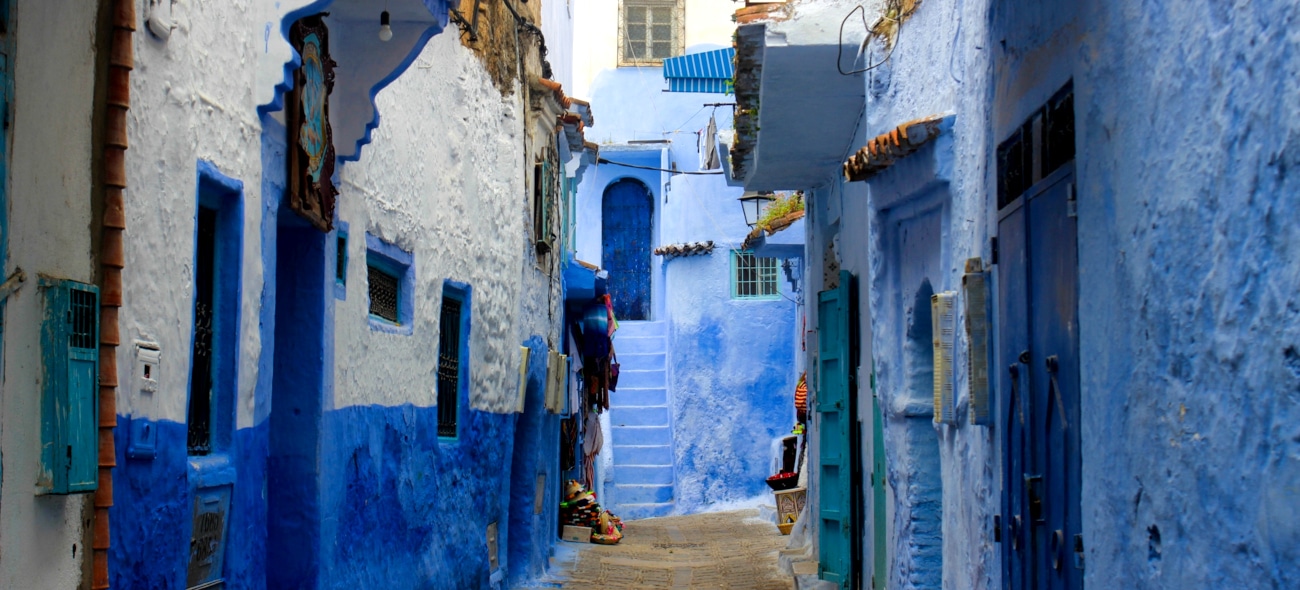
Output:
top-left (998, 165), bottom-right (1083, 590)
top-left (818, 270), bottom-right (860, 588)
top-left (601, 179), bottom-right (652, 320)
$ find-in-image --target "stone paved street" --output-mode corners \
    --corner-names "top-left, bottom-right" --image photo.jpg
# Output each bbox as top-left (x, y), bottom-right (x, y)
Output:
top-left (536, 509), bottom-right (794, 589)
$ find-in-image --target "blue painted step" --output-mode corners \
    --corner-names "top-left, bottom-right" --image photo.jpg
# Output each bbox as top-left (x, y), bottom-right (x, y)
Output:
top-left (615, 336), bottom-right (666, 354)
top-left (612, 387), bottom-right (666, 407)
top-left (612, 406), bottom-right (669, 427)
top-left (615, 321), bottom-right (666, 337)
top-left (618, 352), bottom-right (665, 369)
top-left (614, 445), bottom-right (674, 466)
top-left (609, 321), bottom-right (675, 520)
top-left (617, 465), bottom-right (674, 485)
top-left (611, 426), bottom-right (670, 446)
top-left (613, 484), bottom-right (673, 504)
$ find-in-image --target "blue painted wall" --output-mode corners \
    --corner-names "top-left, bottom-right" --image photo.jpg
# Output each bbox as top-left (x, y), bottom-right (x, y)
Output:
top-left (788, 0), bottom-right (1300, 587)
top-left (507, 336), bottom-right (562, 586)
top-left (112, 110), bottom-right (562, 590)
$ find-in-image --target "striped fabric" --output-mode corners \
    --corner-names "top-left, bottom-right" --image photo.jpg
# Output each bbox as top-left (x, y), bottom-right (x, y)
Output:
top-left (662, 47), bottom-right (735, 94)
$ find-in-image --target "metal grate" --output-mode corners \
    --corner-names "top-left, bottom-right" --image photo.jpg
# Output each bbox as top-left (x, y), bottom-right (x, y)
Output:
top-left (368, 265), bottom-right (400, 323)
top-left (188, 207), bottom-right (218, 456)
top-left (997, 83), bottom-right (1074, 209)
top-left (732, 250), bottom-right (779, 299)
top-left (336, 235), bottom-right (347, 284)
top-left (437, 296), bottom-right (462, 437)
top-left (69, 288), bottom-right (96, 349)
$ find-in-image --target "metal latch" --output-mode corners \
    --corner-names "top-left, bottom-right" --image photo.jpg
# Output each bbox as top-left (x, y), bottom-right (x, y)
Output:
top-left (0, 267), bottom-right (26, 302)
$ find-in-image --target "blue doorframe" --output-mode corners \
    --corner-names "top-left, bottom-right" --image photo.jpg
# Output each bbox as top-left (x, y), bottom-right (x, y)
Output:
top-left (601, 178), bottom-right (653, 321)
top-left (818, 270), bottom-right (861, 588)
top-left (998, 164), bottom-right (1083, 590)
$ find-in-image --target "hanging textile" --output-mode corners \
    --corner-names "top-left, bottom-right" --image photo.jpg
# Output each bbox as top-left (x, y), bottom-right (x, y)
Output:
top-left (582, 411), bottom-right (603, 487)
top-left (795, 372), bottom-right (808, 423)
top-left (700, 115), bottom-right (720, 170)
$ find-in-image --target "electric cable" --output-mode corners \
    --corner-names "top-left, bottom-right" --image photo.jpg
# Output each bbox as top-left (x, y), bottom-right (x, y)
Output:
top-left (597, 157), bottom-right (723, 175)
top-left (837, 4), bottom-right (902, 76)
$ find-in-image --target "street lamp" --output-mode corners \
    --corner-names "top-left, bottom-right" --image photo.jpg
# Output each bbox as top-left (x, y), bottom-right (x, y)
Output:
top-left (738, 191), bottom-right (775, 228)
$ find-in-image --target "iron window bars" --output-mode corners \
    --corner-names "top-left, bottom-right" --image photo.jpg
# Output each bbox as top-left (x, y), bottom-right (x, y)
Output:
top-left (732, 249), bottom-right (780, 299)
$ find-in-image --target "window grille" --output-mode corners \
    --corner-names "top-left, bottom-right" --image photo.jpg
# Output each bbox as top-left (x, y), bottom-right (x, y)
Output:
top-left (188, 207), bottom-right (217, 455)
top-left (732, 250), bottom-right (780, 299)
top-left (618, 0), bottom-right (683, 66)
top-left (69, 289), bottom-right (97, 350)
top-left (336, 234), bottom-right (347, 284)
top-left (437, 296), bottom-right (463, 438)
top-left (997, 83), bottom-right (1074, 209)
top-left (368, 265), bottom-right (400, 323)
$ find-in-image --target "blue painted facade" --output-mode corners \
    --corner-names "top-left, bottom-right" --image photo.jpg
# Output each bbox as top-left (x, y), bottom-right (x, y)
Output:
top-left (109, 2), bottom-right (584, 584)
top-left (576, 47), bottom-right (800, 517)
top-left (734, 0), bottom-right (1300, 588)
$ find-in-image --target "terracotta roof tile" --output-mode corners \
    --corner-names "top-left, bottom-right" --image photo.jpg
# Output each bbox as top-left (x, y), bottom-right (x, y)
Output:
top-left (654, 241), bottom-right (715, 258)
top-left (741, 209), bottom-right (805, 250)
top-left (843, 115), bottom-right (945, 182)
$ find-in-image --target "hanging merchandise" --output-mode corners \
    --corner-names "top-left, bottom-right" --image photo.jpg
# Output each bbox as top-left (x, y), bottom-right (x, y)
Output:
top-left (580, 300), bottom-right (611, 358)
top-left (794, 372), bottom-right (808, 423)
top-left (608, 347), bottom-right (621, 392)
top-left (560, 480), bottom-right (624, 545)
top-left (560, 417), bottom-right (577, 472)
top-left (700, 114), bottom-right (720, 170)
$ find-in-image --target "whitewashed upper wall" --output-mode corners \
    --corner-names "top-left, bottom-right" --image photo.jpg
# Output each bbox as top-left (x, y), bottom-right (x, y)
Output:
top-left (119, 1), bottom-right (267, 429)
top-left (571, 0), bottom-right (737, 99)
top-left (335, 31), bottom-right (533, 413)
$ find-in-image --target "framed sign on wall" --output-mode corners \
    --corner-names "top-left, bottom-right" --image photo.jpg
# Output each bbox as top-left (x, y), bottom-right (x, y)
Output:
top-left (288, 13), bottom-right (338, 231)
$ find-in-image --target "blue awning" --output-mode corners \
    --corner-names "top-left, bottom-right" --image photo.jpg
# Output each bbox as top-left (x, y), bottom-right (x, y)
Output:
top-left (662, 48), bottom-right (735, 94)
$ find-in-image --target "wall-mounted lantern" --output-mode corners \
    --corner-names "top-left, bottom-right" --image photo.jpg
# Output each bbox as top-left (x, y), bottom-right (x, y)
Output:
top-left (738, 191), bottom-right (775, 228)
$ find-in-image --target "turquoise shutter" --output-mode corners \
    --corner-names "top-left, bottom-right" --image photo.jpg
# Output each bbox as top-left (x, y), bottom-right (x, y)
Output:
top-left (817, 270), bottom-right (853, 586)
top-left (39, 278), bottom-right (99, 494)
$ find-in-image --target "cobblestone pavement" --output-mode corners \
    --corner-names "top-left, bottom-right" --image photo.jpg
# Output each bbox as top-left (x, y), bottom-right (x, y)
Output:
top-left (541, 509), bottom-right (793, 589)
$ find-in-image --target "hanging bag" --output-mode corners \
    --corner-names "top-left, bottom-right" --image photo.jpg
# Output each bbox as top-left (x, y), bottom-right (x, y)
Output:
top-left (608, 347), bottom-right (620, 392)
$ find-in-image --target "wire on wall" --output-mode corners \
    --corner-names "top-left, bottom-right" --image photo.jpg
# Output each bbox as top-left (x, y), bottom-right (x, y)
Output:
top-left (837, 4), bottom-right (903, 76)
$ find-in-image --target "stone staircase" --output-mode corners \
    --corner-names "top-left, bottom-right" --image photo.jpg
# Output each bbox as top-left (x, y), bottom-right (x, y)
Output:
top-left (608, 321), bottom-right (675, 520)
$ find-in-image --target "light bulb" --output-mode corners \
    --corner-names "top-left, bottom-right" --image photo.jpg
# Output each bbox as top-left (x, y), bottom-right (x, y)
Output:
top-left (379, 10), bottom-right (393, 41)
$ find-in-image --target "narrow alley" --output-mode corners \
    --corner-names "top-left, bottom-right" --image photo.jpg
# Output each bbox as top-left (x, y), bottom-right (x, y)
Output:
top-left (0, 0), bottom-right (1296, 589)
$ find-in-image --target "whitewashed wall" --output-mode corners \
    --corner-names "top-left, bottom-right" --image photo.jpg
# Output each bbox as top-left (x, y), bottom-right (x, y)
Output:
top-left (336, 30), bottom-right (553, 413)
top-left (0, 1), bottom-right (105, 588)
top-left (119, 0), bottom-right (266, 430)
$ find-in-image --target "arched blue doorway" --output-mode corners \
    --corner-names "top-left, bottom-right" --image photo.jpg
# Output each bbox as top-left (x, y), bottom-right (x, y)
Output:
top-left (601, 179), bottom-right (653, 320)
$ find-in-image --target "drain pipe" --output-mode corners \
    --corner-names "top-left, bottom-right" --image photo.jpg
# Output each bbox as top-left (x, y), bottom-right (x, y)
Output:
top-left (93, 0), bottom-right (133, 587)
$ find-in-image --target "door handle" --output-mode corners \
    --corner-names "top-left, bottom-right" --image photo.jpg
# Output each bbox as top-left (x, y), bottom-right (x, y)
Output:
top-left (1010, 515), bottom-right (1022, 551)
top-left (1050, 529), bottom-right (1065, 570)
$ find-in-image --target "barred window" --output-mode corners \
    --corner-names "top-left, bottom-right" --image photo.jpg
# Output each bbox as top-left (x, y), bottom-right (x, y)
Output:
top-left (367, 265), bottom-right (400, 323)
top-left (438, 283), bottom-right (470, 439)
top-left (731, 250), bottom-right (780, 300)
top-left (618, 0), bottom-right (684, 66)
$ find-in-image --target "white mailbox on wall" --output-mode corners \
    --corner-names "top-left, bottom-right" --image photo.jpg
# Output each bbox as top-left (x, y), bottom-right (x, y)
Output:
top-left (128, 341), bottom-right (161, 459)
